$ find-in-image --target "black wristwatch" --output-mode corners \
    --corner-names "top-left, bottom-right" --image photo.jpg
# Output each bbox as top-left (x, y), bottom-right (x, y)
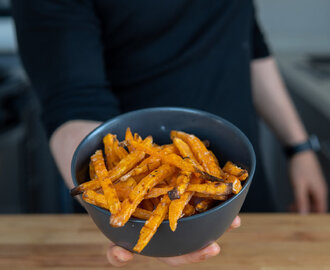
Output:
top-left (284, 134), bottom-right (321, 158)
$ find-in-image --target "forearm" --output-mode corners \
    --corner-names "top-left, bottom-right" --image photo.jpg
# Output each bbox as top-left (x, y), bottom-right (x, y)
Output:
top-left (251, 57), bottom-right (308, 145)
top-left (50, 120), bottom-right (101, 189)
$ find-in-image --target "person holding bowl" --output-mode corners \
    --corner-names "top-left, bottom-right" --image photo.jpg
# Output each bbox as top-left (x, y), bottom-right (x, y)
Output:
top-left (12, 0), bottom-right (328, 267)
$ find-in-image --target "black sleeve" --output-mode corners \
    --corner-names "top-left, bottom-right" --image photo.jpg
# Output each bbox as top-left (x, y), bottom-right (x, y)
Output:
top-left (251, 6), bottom-right (271, 59)
top-left (12, 0), bottom-right (120, 137)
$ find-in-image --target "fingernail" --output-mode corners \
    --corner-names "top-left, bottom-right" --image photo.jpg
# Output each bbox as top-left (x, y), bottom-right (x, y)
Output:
top-left (117, 253), bottom-right (129, 262)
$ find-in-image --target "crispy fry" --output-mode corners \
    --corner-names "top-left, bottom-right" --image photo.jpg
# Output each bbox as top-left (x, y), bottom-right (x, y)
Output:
top-left (145, 186), bottom-right (173, 199)
top-left (118, 156), bottom-right (161, 182)
top-left (183, 203), bottom-right (195, 216)
top-left (89, 162), bottom-right (96, 180)
top-left (194, 192), bottom-right (228, 200)
top-left (113, 139), bottom-right (128, 160)
top-left (195, 198), bottom-right (214, 212)
top-left (70, 178), bottom-right (99, 196)
top-left (224, 174), bottom-right (242, 194)
top-left (223, 161), bottom-right (249, 181)
top-left (186, 182), bottom-right (232, 196)
top-left (110, 164), bottom-right (175, 227)
top-left (168, 171), bottom-right (192, 200)
top-left (114, 177), bottom-right (137, 201)
top-left (150, 197), bottom-right (160, 209)
top-left (170, 130), bottom-right (223, 178)
top-left (91, 150), bottom-right (121, 215)
top-left (132, 208), bottom-right (153, 220)
top-left (83, 190), bottom-right (151, 219)
top-left (133, 195), bottom-right (171, 253)
top-left (169, 192), bottom-right (194, 231)
top-left (103, 134), bottom-right (120, 170)
top-left (172, 137), bottom-right (203, 170)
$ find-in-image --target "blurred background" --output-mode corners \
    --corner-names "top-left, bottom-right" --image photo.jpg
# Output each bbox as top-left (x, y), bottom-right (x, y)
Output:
top-left (0, 0), bottom-right (329, 213)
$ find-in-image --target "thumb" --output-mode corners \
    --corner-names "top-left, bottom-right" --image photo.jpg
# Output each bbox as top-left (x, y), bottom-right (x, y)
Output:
top-left (106, 244), bottom-right (134, 267)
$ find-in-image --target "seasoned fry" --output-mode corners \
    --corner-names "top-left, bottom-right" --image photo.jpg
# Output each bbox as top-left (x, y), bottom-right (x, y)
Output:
top-left (83, 190), bottom-right (151, 219)
top-left (110, 164), bottom-right (175, 227)
top-left (171, 130), bottom-right (223, 178)
top-left (194, 192), bottom-right (228, 200)
top-left (223, 161), bottom-right (248, 181)
top-left (145, 186), bottom-right (173, 199)
top-left (169, 192), bottom-right (194, 231)
top-left (186, 182), bottom-right (232, 196)
top-left (114, 177), bottom-right (137, 201)
top-left (103, 134), bottom-right (120, 170)
top-left (224, 174), bottom-right (242, 194)
top-left (172, 137), bottom-right (203, 170)
top-left (133, 195), bottom-right (171, 253)
top-left (91, 150), bottom-right (121, 215)
top-left (196, 199), bottom-right (214, 212)
top-left (150, 197), bottom-right (160, 209)
top-left (118, 156), bottom-right (161, 182)
top-left (183, 203), bottom-right (195, 216)
top-left (89, 162), bottom-right (96, 180)
top-left (113, 139), bottom-right (128, 160)
top-left (168, 171), bottom-right (191, 200)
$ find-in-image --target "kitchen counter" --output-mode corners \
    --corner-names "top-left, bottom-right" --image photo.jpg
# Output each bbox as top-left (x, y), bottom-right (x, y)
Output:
top-left (1, 214), bottom-right (330, 269)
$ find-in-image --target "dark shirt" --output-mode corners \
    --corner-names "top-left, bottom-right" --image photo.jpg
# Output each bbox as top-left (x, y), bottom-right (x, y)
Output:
top-left (12, 0), bottom-right (274, 211)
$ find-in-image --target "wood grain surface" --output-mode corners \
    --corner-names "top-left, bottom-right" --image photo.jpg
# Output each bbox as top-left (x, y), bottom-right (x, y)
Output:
top-left (0, 214), bottom-right (330, 270)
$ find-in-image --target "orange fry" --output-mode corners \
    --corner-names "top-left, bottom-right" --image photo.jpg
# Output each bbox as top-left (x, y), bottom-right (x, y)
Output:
top-left (195, 198), bottom-right (214, 212)
top-left (168, 171), bottom-right (191, 200)
top-left (133, 195), bottom-right (171, 253)
top-left (110, 164), bottom-right (175, 227)
top-left (91, 150), bottom-right (121, 215)
top-left (183, 203), bottom-right (195, 217)
top-left (171, 130), bottom-right (223, 178)
top-left (141, 199), bottom-right (154, 211)
top-left (186, 182), bottom-right (232, 196)
top-left (168, 192), bottom-right (193, 232)
top-left (145, 186), bottom-right (173, 199)
top-left (83, 190), bottom-right (151, 219)
top-left (119, 156), bottom-right (161, 182)
top-left (103, 134), bottom-right (120, 170)
top-left (194, 192), bottom-right (228, 200)
top-left (172, 137), bottom-right (203, 170)
top-left (223, 161), bottom-right (249, 181)
top-left (89, 162), bottom-right (96, 179)
top-left (224, 174), bottom-right (242, 194)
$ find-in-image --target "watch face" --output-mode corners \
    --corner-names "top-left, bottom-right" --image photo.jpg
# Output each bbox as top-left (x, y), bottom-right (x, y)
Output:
top-left (310, 134), bottom-right (321, 152)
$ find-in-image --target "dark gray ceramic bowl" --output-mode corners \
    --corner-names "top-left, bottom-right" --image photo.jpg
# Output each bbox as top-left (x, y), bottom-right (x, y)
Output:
top-left (71, 107), bottom-right (255, 257)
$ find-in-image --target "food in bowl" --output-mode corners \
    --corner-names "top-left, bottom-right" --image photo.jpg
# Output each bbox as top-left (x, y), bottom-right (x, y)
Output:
top-left (71, 128), bottom-right (248, 253)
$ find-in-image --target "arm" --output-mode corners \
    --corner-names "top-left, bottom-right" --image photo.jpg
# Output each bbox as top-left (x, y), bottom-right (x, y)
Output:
top-left (251, 57), bottom-right (328, 213)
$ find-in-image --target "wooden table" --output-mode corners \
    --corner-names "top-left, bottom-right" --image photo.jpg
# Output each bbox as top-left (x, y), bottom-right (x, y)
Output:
top-left (1, 214), bottom-right (330, 269)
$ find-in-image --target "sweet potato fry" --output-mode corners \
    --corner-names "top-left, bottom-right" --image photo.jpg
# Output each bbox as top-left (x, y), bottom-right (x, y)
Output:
top-left (145, 186), bottom-right (173, 199)
top-left (118, 156), bottom-right (161, 182)
top-left (172, 137), bottom-right (203, 170)
top-left (168, 191), bottom-right (194, 231)
top-left (186, 182), bottom-right (232, 196)
top-left (133, 195), bottom-right (171, 253)
top-left (91, 150), bottom-right (121, 215)
top-left (103, 134), bottom-right (120, 170)
top-left (194, 192), bottom-right (228, 200)
top-left (183, 203), bottom-right (195, 216)
top-left (195, 198), bottom-right (214, 212)
top-left (223, 161), bottom-right (248, 181)
top-left (113, 139), bottom-right (128, 160)
top-left (167, 171), bottom-right (191, 200)
top-left (224, 174), bottom-right (242, 194)
top-left (83, 190), bottom-right (151, 219)
top-left (89, 162), bottom-right (96, 180)
top-left (114, 177), bottom-right (137, 201)
top-left (170, 130), bottom-right (223, 178)
top-left (150, 197), bottom-right (160, 209)
top-left (132, 208), bottom-right (153, 220)
top-left (110, 164), bottom-right (175, 227)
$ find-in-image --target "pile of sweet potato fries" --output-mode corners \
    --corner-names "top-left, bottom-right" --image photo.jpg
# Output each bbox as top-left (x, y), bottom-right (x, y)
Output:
top-left (71, 128), bottom-right (248, 252)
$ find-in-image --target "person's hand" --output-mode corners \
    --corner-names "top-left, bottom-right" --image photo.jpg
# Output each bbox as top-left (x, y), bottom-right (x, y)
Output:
top-left (106, 215), bottom-right (241, 267)
top-left (289, 151), bottom-right (328, 213)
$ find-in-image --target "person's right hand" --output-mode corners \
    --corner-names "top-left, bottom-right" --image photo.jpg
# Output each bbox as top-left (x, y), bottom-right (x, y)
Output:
top-left (106, 215), bottom-right (241, 267)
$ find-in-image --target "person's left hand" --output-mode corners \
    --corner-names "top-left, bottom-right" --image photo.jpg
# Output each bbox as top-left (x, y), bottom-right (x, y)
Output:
top-left (289, 151), bottom-right (328, 213)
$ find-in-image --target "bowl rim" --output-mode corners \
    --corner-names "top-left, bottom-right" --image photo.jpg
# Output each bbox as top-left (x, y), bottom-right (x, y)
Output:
top-left (71, 107), bottom-right (256, 223)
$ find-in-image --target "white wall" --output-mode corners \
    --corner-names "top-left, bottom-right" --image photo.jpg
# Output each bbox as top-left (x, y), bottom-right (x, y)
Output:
top-left (255, 0), bottom-right (330, 54)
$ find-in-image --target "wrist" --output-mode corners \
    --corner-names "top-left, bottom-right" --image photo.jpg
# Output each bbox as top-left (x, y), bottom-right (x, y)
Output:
top-left (284, 134), bottom-right (321, 158)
